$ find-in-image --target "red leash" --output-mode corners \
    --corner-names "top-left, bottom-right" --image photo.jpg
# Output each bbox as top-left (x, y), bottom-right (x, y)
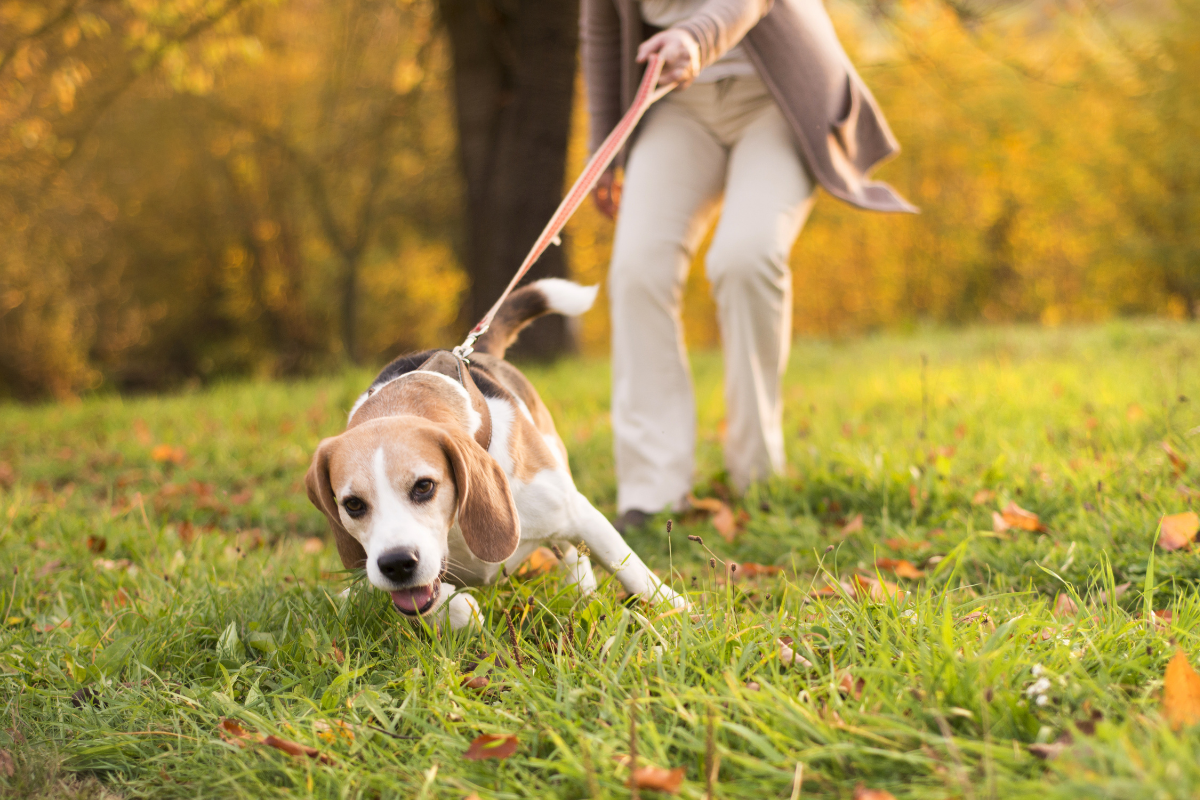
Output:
top-left (454, 54), bottom-right (674, 361)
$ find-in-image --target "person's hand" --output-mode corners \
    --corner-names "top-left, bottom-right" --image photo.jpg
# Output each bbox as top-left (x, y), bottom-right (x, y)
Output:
top-left (637, 28), bottom-right (701, 89)
top-left (593, 167), bottom-right (621, 219)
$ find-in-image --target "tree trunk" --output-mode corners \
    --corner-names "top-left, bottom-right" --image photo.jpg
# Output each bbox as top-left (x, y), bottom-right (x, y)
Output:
top-left (437, 0), bottom-right (580, 361)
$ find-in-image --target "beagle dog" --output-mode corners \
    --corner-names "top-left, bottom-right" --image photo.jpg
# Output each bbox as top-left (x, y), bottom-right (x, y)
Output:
top-left (306, 279), bottom-right (682, 629)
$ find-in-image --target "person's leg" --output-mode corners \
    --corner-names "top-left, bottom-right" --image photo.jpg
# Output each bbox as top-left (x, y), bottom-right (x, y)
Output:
top-left (609, 92), bottom-right (726, 517)
top-left (705, 99), bottom-right (815, 492)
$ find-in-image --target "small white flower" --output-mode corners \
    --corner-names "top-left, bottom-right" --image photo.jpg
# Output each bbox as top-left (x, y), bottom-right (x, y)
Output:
top-left (1031, 663), bottom-right (1045, 677)
top-left (1026, 678), bottom-right (1051, 697)
top-left (1036, 694), bottom-right (1050, 707)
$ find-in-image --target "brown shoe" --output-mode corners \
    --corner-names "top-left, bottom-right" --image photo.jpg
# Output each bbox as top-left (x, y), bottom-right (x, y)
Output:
top-left (614, 509), bottom-right (651, 535)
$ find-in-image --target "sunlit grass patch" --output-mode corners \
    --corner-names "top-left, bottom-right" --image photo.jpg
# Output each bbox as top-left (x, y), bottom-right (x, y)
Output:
top-left (1, 321), bottom-right (1199, 798)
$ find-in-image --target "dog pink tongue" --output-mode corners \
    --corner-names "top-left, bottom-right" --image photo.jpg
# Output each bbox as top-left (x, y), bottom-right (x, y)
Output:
top-left (391, 584), bottom-right (435, 614)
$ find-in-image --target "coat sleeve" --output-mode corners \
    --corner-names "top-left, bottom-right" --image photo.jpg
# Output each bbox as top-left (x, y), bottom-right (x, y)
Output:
top-left (674, 0), bottom-right (774, 70)
top-left (581, 0), bottom-right (625, 154)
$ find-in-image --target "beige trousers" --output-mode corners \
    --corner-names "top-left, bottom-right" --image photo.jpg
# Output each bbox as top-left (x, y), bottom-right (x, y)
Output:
top-left (609, 74), bottom-right (815, 514)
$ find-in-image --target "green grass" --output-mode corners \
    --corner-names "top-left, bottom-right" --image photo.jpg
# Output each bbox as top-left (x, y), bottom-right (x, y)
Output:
top-left (2, 320), bottom-right (1200, 799)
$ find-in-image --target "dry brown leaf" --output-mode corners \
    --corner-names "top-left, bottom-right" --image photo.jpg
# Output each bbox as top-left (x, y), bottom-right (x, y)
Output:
top-left (515, 547), bottom-right (559, 577)
top-left (991, 511), bottom-right (1011, 534)
top-left (331, 639), bottom-right (345, 665)
top-left (462, 675), bottom-right (490, 690)
top-left (217, 718), bottom-right (259, 746)
top-left (86, 535), bottom-right (106, 554)
top-left (302, 537), bottom-right (324, 554)
top-left (1162, 441), bottom-right (1188, 476)
top-left (874, 558), bottom-right (925, 579)
top-left (1052, 593), bottom-right (1078, 618)
top-left (464, 733), bottom-right (518, 761)
top-left (956, 610), bottom-right (991, 627)
top-left (1159, 512), bottom-right (1200, 551)
top-left (36, 560), bottom-right (64, 579)
top-left (0, 748), bottom-right (13, 778)
top-left (972, 489), bottom-right (995, 505)
top-left (853, 786), bottom-right (897, 800)
top-left (688, 494), bottom-right (739, 542)
top-left (114, 587), bottom-right (130, 608)
top-left (263, 734), bottom-right (335, 765)
top-left (840, 513), bottom-right (864, 535)
top-left (629, 765), bottom-right (684, 794)
top-left (778, 638), bottom-right (813, 668)
top-left (852, 574), bottom-right (904, 602)
top-left (1163, 649), bottom-right (1200, 731)
top-left (150, 444), bottom-right (186, 464)
top-left (1000, 502), bottom-right (1045, 532)
top-left (838, 669), bottom-right (864, 699)
top-left (1153, 609), bottom-right (1174, 630)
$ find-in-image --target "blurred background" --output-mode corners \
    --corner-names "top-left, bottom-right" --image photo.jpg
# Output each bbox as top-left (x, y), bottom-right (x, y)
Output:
top-left (1, 0), bottom-right (1197, 401)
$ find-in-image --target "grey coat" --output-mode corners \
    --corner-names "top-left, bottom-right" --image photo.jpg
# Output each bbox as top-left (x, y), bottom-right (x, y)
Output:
top-left (581, 0), bottom-right (917, 213)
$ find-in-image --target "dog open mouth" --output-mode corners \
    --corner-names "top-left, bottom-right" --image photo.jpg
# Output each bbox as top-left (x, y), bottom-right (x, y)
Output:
top-left (390, 579), bottom-right (441, 616)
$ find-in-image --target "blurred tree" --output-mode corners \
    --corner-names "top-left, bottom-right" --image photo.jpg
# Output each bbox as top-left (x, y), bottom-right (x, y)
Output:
top-left (436, 0), bottom-right (579, 359)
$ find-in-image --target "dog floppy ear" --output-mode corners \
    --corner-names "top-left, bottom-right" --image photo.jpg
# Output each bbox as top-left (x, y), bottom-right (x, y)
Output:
top-left (439, 428), bottom-right (520, 563)
top-left (305, 436), bottom-right (368, 570)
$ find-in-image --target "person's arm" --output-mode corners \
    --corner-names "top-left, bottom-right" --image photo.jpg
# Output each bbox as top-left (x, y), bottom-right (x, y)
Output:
top-left (637, 0), bottom-right (773, 88)
top-left (671, 0), bottom-right (774, 71)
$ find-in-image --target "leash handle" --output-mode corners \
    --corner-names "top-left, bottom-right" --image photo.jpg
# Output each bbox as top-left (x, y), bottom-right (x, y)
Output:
top-left (454, 53), bottom-right (674, 361)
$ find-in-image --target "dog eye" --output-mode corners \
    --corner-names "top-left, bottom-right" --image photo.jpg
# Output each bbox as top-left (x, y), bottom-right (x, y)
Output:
top-left (411, 479), bottom-right (435, 501)
top-left (342, 496), bottom-right (368, 517)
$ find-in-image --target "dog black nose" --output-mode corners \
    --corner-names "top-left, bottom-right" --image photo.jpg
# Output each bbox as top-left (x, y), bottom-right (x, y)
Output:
top-left (377, 547), bottom-right (420, 583)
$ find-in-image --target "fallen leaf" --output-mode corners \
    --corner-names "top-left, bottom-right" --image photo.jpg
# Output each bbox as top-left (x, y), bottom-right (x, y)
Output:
top-left (874, 558), bottom-right (925, 579)
top-left (1162, 442), bottom-right (1188, 476)
top-left (229, 489), bottom-right (254, 505)
top-left (1000, 502), bottom-right (1045, 532)
top-left (33, 618), bottom-right (70, 633)
top-left (883, 537), bottom-right (930, 552)
top-left (1163, 648), bottom-right (1200, 731)
top-left (217, 718), bottom-right (258, 746)
top-left (71, 687), bottom-right (102, 708)
top-left (971, 489), bottom-right (995, 505)
top-left (0, 462), bottom-right (15, 489)
top-left (1152, 609), bottom-right (1174, 630)
top-left (688, 494), bottom-right (739, 542)
top-left (991, 511), bottom-right (1011, 534)
top-left (515, 546), bottom-right (559, 577)
top-left (331, 639), bottom-right (344, 665)
top-left (629, 765), bottom-right (684, 794)
top-left (1092, 582), bottom-right (1131, 606)
top-left (852, 574), bottom-right (904, 602)
top-left (0, 748), bottom-right (13, 777)
top-left (36, 560), bottom-right (64, 578)
top-left (778, 637), bottom-right (813, 668)
top-left (464, 733), bottom-right (518, 761)
top-left (1052, 593), bottom-right (1078, 618)
top-left (956, 610), bottom-right (993, 628)
top-left (838, 669), bottom-right (864, 699)
top-left (1159, 512), bottom-right (1200, 551)
top-left (177, 521), bottom-right (198, 544)
top-left (840, 513), bottom-right (864, 535)
top-left (86, 535), bottom-right (107, 554)
top-left (263, 734), bottom-right (335, 765)
top-left (745, 681), bottom-right (761, 691)
top-left (462, 675), bottom-right (490, 690)
top-left (302, 537), bottom-right (324, 554)
top-left (1027, 742), bottom-right (1067, 760)
top-left (852, 784), bottom-right (895, 799)
top-left (114, 587), bottom-right (130, 608)
top-left (151, 444), bottom-right (186, 465)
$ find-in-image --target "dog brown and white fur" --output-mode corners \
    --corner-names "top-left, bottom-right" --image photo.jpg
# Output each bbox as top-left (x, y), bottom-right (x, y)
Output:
top-left (306, 278), bottom-right (682, 629)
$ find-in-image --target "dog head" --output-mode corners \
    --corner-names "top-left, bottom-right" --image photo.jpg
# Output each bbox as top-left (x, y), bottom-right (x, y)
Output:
top-left (305, 415), bottom-right (519, 616)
